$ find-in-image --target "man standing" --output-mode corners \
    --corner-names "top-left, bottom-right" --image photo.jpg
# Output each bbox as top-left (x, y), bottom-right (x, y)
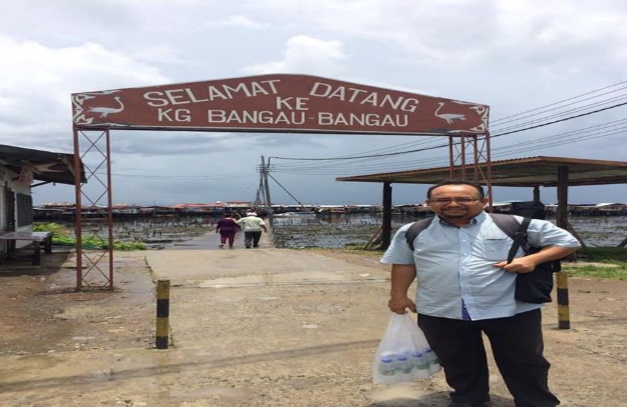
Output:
top-left (236, 212), bottom-right (268, 249)
top-left (381, 180), bottom-right (580, 407)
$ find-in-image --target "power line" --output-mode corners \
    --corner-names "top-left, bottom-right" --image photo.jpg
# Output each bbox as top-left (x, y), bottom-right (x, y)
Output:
top-left (492, 94), bottom-right (627, 133)
top-left (270, 99), bottom-right (627, 164)
top-left (491, 100), bottom-right (627, 138)
top-left (490, 80), bottom-right (627, 124)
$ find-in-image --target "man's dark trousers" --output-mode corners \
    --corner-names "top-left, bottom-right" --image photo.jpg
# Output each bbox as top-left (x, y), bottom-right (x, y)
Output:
top-left (244, 231), bottom-right (262, 248)
top-left (418, 309), bottom-right (559, 407)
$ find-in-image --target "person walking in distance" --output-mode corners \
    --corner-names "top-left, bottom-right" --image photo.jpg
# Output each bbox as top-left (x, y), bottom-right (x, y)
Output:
top-left (381, 180), bottom-right (580, 407)
top-left (236, 212), bottom-right (268, 249)
top-left (215, 213), bottom-right (240, 249)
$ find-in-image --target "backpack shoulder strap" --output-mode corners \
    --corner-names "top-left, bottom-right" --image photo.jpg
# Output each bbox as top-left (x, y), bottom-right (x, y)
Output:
top-left (489, 213), bottom-right (532, 262)
top-left (405, 217), bottom-right (434, 251)
top-left (405, 214), bottom-right (533, 255)
top-left (488, 213), bottom-right (528, 238)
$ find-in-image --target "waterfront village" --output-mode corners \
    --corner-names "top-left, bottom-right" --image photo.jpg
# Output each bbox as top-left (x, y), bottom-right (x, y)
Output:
top-left (33, 201), bottom-right (627, 220)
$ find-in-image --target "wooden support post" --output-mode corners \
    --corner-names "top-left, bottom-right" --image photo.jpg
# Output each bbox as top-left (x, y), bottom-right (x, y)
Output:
top-left (556, 166), bottom-right (571, 329)
top-left (556, 272), bottom-right (570, 329)
top-left (380, 182), bottom-right (392, 250)
top-left (156, 279), bottom-right (170, 349)
top-left (43, 233), bottom-right (53, 254)
top-left (32, 243), bottom-right (41, 265)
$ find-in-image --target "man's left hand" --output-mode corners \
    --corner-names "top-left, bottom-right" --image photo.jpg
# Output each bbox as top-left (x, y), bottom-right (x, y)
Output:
top-left (494, 257), bottom-right (537, 273)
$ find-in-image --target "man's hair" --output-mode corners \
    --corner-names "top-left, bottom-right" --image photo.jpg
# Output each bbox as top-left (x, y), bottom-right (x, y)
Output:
top-left (427, 179), bottom-right (485, 199)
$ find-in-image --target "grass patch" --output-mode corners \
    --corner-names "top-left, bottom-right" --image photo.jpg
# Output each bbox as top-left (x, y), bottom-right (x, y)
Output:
top-left (563, 264), bottom-right (627, 280)
top-left (565, 247), bottom-right (627, 280)
top-left (343, 245), bottom-right (386, 255)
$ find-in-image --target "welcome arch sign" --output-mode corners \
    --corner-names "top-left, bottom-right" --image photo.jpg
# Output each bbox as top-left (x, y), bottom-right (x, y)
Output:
top-left (73, 74), bottom-right (488, 134)
top-left (71, 74), bottom-right (490, 289)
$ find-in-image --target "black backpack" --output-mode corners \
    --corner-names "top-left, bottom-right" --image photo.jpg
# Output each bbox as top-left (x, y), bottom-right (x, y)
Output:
top-left (403, 213), bottom-right (560, 303)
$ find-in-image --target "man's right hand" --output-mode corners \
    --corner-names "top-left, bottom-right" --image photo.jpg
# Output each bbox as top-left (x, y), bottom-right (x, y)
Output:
top-left (388, 295), bottom-right (416, 314)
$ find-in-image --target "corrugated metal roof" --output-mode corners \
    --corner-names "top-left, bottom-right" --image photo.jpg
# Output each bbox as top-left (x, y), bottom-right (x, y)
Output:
top-left (336, 156), bottom-right (627, 187)
top-left (0, 144), bottom-right (85, 185)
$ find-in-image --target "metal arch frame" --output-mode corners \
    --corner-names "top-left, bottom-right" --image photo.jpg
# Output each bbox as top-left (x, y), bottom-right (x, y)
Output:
top-left (70, 128), bottom-right (491, 291)
top-left (69, 74), bottom-right (490, 290)
top-left (73, 126), bottom-right (114, 291)
top-left (448, 133), bottom-right (493, 208)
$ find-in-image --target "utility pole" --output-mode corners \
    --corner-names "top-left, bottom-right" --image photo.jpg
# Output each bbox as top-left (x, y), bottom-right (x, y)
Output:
top-left (260, 156), bottom-right (274, 228)
top-left (254, 173), bottom-right (263, 206)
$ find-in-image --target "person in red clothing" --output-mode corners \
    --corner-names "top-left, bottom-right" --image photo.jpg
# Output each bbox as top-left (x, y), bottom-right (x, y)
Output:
top-left (215, 213), bottom-right (240, 249)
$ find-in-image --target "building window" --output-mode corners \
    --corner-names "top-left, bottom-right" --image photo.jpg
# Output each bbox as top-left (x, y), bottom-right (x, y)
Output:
top-left (17, 193), bottom-right (33, 226)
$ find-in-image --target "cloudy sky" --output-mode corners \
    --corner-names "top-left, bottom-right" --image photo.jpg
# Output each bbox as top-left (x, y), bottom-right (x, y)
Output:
top-left (2, 0), bottom-right (626, 206)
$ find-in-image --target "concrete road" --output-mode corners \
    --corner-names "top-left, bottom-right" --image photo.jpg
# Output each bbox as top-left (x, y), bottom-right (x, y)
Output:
top-left (0, 232), bottom-right (518, 407)
top-left (137, 232), bottom-right (459, 406)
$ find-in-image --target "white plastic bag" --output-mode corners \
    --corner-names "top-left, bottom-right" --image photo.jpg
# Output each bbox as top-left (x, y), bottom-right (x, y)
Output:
top-left (372, 313), bottom-right (442, 385)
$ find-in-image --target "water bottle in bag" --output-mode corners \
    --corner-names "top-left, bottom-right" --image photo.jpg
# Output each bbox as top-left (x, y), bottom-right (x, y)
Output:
top-left (378, 354), bottom-right (396, 376)
top-left (410, 350), bottom-right (429, 371)
top-left (395, 353), bottom-right (414, 374)
top-left (425, 347), bottom-right (441, 373)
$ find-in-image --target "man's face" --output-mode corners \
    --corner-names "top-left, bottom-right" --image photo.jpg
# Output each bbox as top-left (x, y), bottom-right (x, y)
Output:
top-left (426, 184), bottom-right (488, 222)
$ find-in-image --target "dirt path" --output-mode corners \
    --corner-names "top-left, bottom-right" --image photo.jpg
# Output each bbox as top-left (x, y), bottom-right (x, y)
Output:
top-left (0, 248), bottom-right (626, 406)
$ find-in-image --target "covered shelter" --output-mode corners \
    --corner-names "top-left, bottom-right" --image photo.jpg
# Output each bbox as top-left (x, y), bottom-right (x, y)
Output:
top-left (0, 144), bottom-right (85, 261)
top-left (0, 144), bottom-right (85, 186)
top-left (337, 156), bottom-right (627, 248)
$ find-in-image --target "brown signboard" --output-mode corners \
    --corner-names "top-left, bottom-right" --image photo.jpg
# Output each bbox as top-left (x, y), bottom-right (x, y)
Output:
top-left (72, 74), bottom-right (489, 135)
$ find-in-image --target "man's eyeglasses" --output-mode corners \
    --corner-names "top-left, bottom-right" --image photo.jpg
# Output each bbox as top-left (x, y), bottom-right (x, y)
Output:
top-left (429, 197), bottom-right (480, 204)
